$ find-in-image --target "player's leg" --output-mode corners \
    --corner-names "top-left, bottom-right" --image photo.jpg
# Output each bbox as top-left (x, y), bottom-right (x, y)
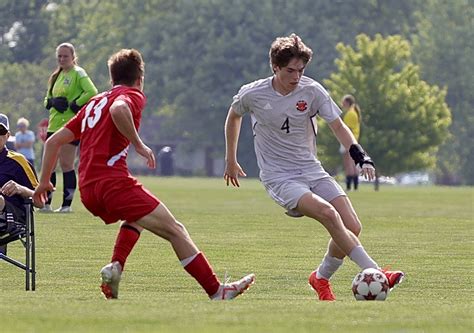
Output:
top-left (325, 195), bottom-right (362, 260)
top-left (298, 193), bottom-right (379, 300)
top-left (311, 196), bottom-right (361, 293)
top-left (348, 157), bottom-right (359, 190)
top-left (330, 195), bottom-right (404, 288)
top-left (56, 143), bottom-right (77, 212)
top-left (297, 193), bottom-right (367, 257)
top-left (343, 152), bottom-right (353, 191)
top-left (135, 202), bottom-right (254, 300)
top-left (100, 221), bottom-right (144, 299)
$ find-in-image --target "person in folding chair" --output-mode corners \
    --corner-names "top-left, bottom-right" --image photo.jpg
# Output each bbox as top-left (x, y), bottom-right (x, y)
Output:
top-left (0, 113), bottom-right (43, 246)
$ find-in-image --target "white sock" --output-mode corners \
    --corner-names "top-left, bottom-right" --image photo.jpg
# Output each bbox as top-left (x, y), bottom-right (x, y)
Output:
top-left (316, 254), bottom-right (344, 280)
top-left (349, 245), bottom-right (378, 270)
top-left (180, 252), bottom-right (199, 267)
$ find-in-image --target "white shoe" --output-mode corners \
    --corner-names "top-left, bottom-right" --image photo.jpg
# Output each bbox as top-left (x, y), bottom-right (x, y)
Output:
top-left (211, 273), bottom-right (255, 300)
top-left (38, 204), bottom-right (53, 213)
top-left (100, 261), bottom-right (122, 299)
top-left (54, 206), bottom-right (72, 213)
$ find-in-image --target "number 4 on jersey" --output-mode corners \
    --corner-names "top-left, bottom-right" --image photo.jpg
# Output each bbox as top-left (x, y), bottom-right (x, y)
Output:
top-left (281, 117), bottom-right (290, 133)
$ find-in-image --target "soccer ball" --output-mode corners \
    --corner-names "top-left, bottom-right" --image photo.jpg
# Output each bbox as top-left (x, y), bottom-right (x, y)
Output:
top-left (352, 268), bottom-right (390, 301)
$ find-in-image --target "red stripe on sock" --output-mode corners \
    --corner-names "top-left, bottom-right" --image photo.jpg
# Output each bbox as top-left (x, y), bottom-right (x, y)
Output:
top-left (111, 225), bottom-right (140, 270)
top-left (184, 252), bottom-right (220, 296)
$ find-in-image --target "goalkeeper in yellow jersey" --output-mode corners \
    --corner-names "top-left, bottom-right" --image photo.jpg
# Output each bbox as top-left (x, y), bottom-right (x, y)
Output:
top-left (41, 43), bottom-right (98, 213)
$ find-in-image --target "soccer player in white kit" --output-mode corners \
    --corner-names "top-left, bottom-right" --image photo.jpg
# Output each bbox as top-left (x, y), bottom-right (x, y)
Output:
top-left (224, 34), bottom-right (404, 301)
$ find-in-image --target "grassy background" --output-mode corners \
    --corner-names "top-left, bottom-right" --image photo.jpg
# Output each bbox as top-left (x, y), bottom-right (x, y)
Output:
top-left (0, 177), bottom-right (473, 332)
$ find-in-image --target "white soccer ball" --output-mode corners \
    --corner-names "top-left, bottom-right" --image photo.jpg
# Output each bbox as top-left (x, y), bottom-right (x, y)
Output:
top-left (352, 268), bottom-right (390, 301)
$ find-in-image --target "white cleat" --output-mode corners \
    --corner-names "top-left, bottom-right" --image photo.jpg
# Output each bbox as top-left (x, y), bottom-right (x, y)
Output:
top-left (38, 204), bottom-right (53, 213)
top-left (210, 273), bottom-right (255, 300)
top-left (54, 206), bottom-right (72, 213)
top-left (100, 261), bottom-right (122, 299)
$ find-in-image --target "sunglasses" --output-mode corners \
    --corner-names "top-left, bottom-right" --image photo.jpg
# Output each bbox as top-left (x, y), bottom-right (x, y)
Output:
top-left (0, 127), bottom-right (8, 135)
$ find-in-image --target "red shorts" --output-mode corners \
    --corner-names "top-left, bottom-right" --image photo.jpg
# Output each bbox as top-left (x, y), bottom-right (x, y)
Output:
top-left (80, 176), bottom-right (160, 224)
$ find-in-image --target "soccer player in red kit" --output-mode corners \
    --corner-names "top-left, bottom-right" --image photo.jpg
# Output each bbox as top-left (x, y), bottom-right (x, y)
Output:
top-left (33, 49), bottom-right (254, 300)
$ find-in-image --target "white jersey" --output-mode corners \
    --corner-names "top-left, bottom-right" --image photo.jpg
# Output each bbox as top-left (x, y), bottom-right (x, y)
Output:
top-left (232, 76), bottom-right (341, 182)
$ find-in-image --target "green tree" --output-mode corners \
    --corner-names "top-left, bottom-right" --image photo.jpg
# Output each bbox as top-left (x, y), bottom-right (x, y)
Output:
top-left (0, 0), bottom-right (49, 63)
top-left (324, 34), bottom-right (451, 179)
top-left (412, 0), bottom-right (474, 185)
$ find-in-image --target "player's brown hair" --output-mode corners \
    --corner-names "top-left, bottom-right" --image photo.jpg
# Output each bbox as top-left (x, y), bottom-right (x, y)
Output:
top-left (269, 33), bottom-right (313, 71)
top-left (108, 49), bottom-right (144, 86)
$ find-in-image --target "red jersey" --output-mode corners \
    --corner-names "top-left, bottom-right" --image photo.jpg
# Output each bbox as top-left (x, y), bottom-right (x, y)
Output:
top-left (65, 85), bottom-right (146, 188)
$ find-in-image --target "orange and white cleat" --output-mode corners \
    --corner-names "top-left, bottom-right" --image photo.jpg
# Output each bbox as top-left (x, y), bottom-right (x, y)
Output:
top-left (381, 268), bottom-right (405, 290)
top-left (308, 271), bottom-right (336, 301)
top-left (211, 273), bottom-right (255, 300)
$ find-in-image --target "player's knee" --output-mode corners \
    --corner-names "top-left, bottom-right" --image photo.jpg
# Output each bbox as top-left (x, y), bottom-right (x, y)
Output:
top-left (164, 219), bottom-right (189, 240)
top-left (349, 221), bottom-right (362, 236)
top-left (318, 205), bottom-right (340, 227)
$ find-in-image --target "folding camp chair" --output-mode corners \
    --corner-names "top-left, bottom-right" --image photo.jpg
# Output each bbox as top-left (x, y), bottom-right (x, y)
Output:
top-left (0, 198), bottom-right (36, 291)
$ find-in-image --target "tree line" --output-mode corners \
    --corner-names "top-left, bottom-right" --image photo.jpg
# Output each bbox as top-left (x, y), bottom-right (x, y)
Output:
top-left (0, 0), bottom-right (472, 184)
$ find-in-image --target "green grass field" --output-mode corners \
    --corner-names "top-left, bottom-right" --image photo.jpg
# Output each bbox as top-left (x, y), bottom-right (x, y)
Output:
top-left (1, 177), bottom-right (473, 332)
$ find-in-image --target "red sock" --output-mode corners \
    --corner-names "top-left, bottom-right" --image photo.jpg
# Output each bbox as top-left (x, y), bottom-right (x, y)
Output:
top-left (183, 252), bottom-right (221, 296)
top-left (111, 225), bottom-right (140, 270)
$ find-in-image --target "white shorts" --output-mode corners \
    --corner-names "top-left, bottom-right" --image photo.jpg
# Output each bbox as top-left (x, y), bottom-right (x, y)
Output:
top-left (263, 175), bottom-right (345, 211)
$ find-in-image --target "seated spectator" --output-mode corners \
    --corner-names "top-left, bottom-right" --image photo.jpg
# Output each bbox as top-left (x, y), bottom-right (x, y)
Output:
top-left (0, 114), bottom-right (42, 237)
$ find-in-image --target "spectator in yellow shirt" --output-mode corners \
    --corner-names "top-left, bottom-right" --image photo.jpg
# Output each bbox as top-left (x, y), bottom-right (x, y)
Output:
top-left (341, 95), bottom-right (361, 190)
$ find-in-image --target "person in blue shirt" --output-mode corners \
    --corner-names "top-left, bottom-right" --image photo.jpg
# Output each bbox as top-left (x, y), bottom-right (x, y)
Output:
top-left (14, 117), bottom-right (36, 167)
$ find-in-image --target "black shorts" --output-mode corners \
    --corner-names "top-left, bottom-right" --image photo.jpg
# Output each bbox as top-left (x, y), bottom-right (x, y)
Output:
top-left (46, 132), bottom-right (80, 146)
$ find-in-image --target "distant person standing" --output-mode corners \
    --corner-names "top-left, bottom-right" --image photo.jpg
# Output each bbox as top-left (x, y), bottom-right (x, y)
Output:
top-left (341, 95), bottom-right (361, 191)
top-left (14, 117), bottom-right (36, 167)
top-left (41, 42), bottom-right (98, 213)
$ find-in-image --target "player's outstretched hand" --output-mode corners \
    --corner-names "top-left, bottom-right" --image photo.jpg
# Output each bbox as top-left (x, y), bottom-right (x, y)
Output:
top-left (135, 142), bottom-right (156, 169)
top-left (33, 181), bottom-right (55, 208)
top-left (360, 163), bottom-right (376, 181)
top-left (224, 161), bottom-right (247, 187)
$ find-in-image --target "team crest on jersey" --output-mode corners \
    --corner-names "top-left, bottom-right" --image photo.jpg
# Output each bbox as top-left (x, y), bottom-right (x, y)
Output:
top-left (296, 100), bottom-right (307, 112)
top-left (63, 77), bottom-right (71, 85)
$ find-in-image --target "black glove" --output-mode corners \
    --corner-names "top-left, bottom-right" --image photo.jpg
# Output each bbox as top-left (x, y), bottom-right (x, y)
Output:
top-left (46, 98), bottom-right (53, 110)
top-left (349, 144), bottom-right (375, 168)
top-left (51, 97), bottom-right (69, 113)
top-left (69, 100), bottom-right (82, 113)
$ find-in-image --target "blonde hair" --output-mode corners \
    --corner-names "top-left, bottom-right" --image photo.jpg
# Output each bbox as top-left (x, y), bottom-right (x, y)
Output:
top-left (48, 43), bottom-right (78, 95)
top-left (17, 117), bottom-right (30, 127)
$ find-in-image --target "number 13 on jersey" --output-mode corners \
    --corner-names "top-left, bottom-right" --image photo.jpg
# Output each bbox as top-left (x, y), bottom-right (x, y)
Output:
top-left (81, 97), bottom-right (108, 132)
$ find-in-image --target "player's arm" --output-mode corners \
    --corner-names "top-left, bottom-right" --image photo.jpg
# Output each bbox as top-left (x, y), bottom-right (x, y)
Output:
top-left (109, 99), bottom-right (155, 169)
top-left (33, 127), bottom-right (75, 207)
top-left (224, 106), bottom-right (246, 187)
top-left (328, 117), bottom-right (375, 180)
top-left (70, 76), bottom-right (98, 113)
